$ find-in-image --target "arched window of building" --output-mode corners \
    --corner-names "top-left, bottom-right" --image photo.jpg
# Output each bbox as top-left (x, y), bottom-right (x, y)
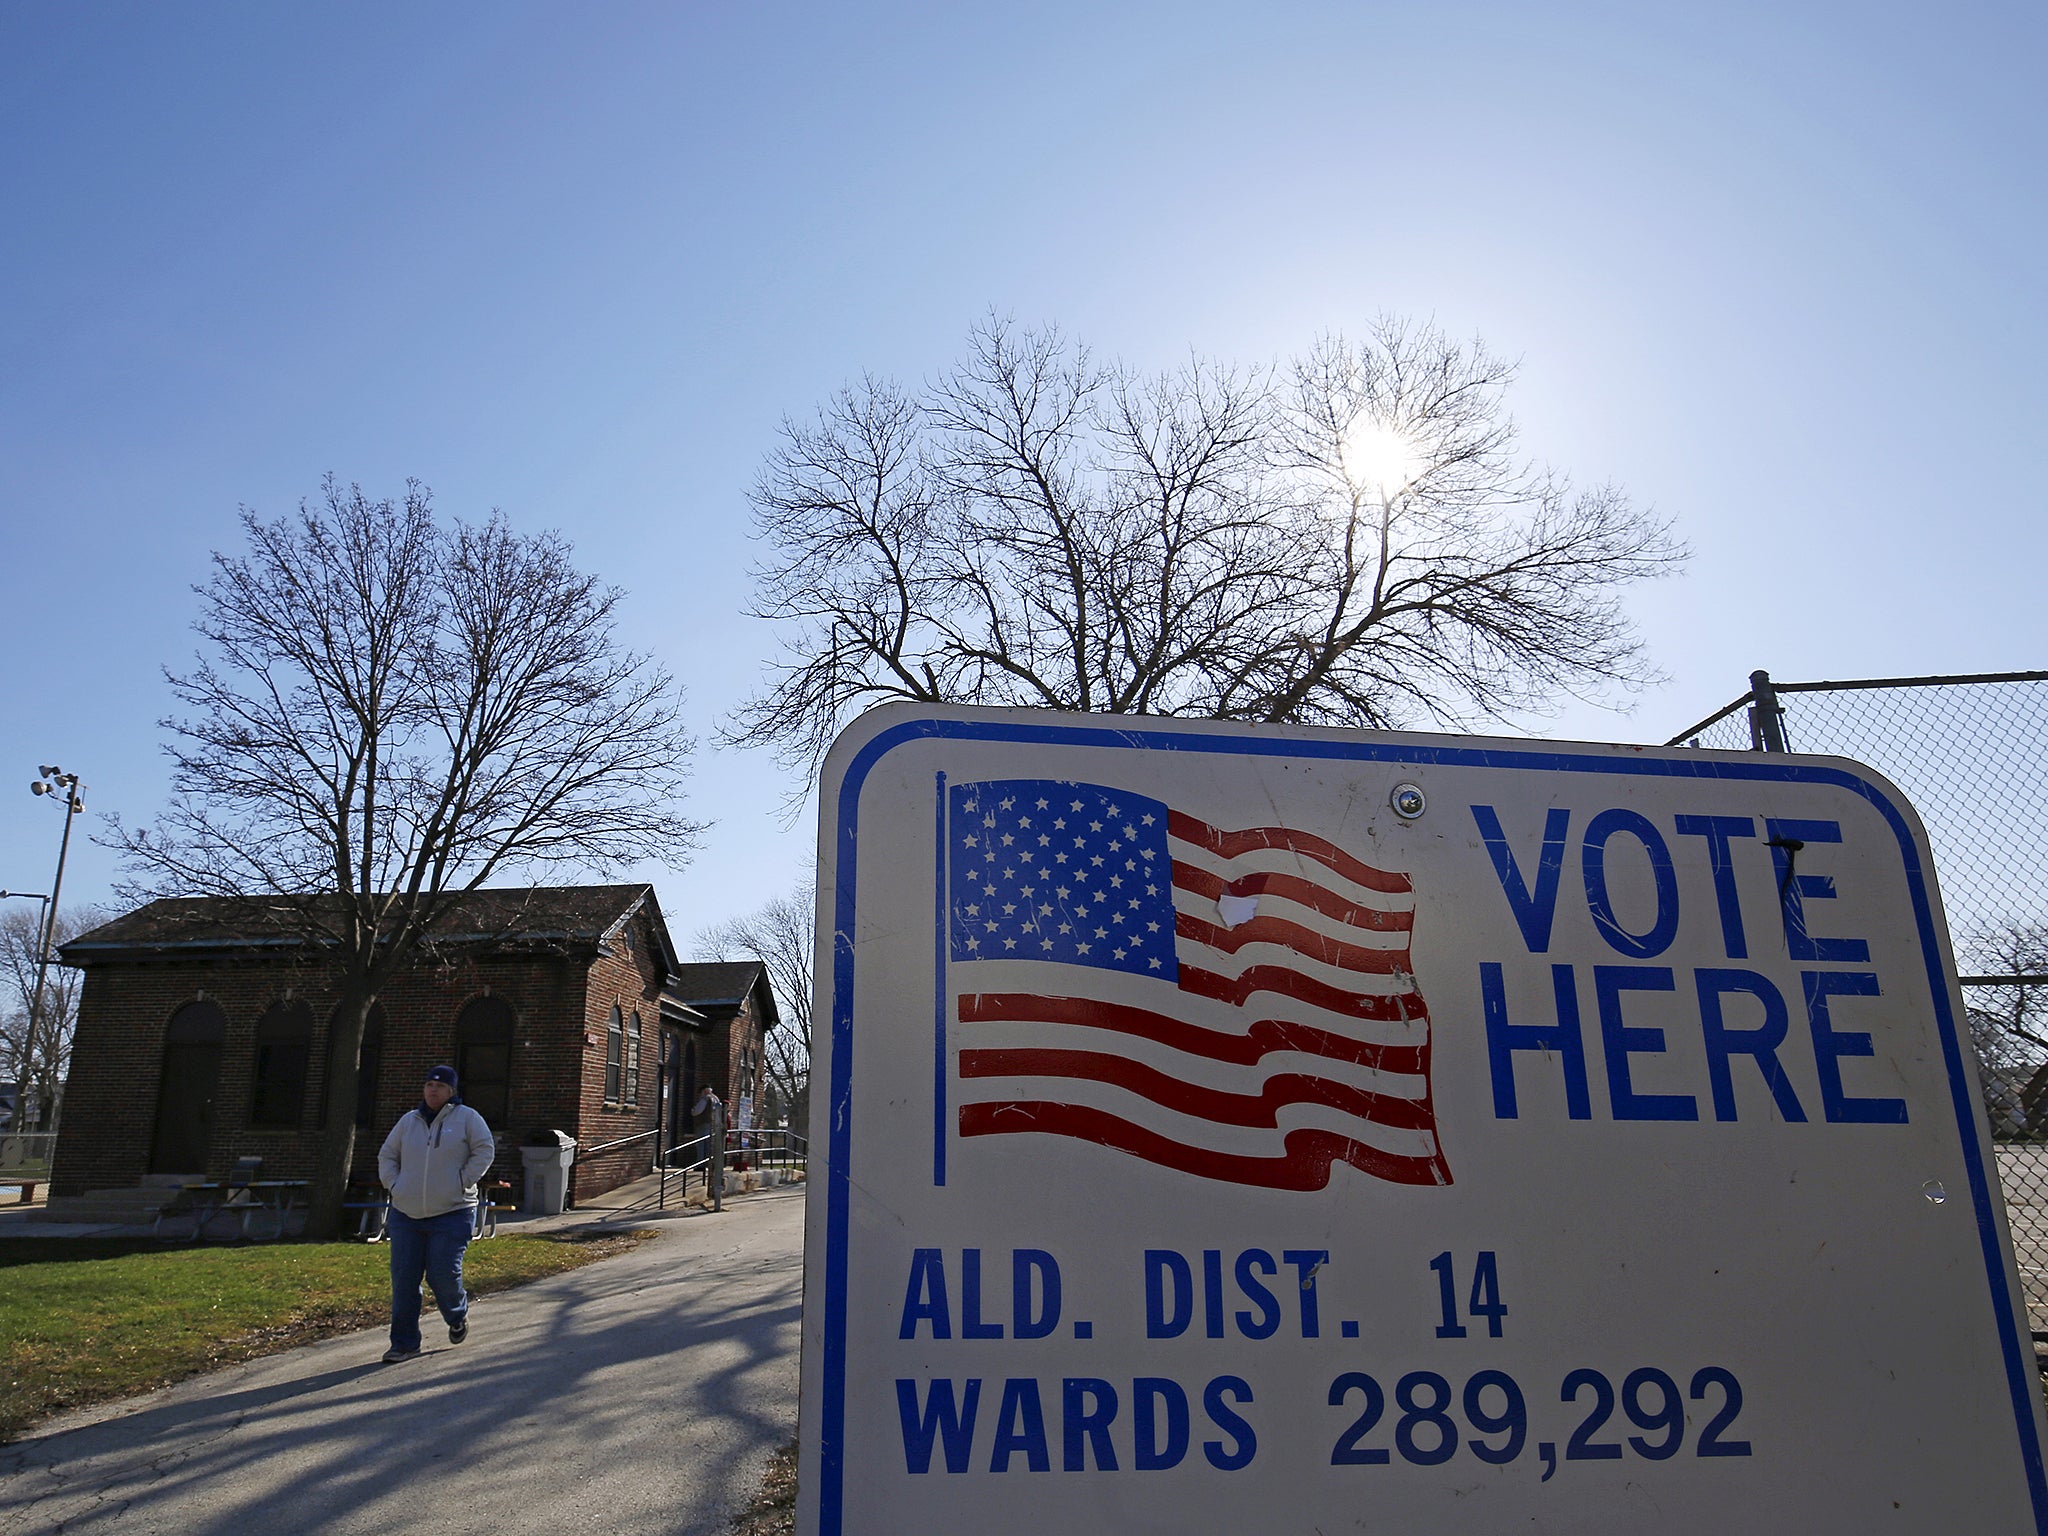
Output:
top-left (604, 1004), bottom-right (624, 1104)
top-left (250, 1000), bottom-right (314, 1127)
top-left (455, 996), bottom-right (515, 1128)
top-left (165, 1000), bottom-right (227, 1045)
top-left (625, 1010), bottom-right (642, 1106)
top-left (316, 1002), bottom-right (387, 1129)
top-left (354, 1004), bottom-right (386, 1129)
top-left (151, 999), bottom-right (227, 1174)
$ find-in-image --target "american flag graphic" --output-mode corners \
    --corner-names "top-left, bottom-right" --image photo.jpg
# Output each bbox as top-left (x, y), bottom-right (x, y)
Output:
top-left (947, 779), bottom-right (1451, 1190)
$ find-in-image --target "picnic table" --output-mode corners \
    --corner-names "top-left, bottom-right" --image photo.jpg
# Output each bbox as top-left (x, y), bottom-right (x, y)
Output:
top-left (346, 1179), bottom-right (514, 1242)
top-left (0, 1134), bottom-right (50, 1204)
top-left (153, 1159), bottom-right (307, 1242)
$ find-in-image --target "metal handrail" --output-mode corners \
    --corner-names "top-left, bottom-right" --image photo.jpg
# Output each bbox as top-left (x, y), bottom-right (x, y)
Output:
top-left (656, 1127), bottom-right (809, 1211)
top-left (559, 1121), bottom-right (810, 1215)
top-left (572, 1125), bottom-right (664, 1162)
top-left (565, 1125), bottom-right (678, 1215)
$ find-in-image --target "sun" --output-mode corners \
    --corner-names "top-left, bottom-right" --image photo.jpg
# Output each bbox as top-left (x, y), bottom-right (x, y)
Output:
top-left (1339, 418), bottom-right (1425, 499)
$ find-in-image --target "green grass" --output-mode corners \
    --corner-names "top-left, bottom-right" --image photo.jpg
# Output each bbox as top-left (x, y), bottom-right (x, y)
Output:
top-left (0, 1228), bottom-right (655, 1441)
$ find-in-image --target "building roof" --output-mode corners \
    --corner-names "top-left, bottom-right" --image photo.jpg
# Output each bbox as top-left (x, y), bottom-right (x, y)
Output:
top-left (665, 959), bottom-right (782, 1029)
top-left (62, 885), bottom-right (680, 972)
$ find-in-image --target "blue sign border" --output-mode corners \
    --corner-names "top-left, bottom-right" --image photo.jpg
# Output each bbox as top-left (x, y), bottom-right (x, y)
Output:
top-left (817, 715), bottom-right (2048, 1533)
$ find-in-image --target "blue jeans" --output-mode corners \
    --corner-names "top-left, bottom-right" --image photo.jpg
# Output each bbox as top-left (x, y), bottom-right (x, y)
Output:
top-left (387, 1206), bottom-right (473, 1351)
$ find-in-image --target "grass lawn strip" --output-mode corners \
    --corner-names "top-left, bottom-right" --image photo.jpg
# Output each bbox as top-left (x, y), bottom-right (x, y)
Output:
top-left (0, 1229), bottom-right (655, 1442)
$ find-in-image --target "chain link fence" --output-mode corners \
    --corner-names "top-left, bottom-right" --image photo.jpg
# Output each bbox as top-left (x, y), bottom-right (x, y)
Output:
top-left (1668, 670), bottom-right (2048, 1328)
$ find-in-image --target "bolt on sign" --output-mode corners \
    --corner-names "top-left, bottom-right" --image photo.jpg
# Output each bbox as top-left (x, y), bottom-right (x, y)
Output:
top-left (797, 704), bottom-right (2048, 1534)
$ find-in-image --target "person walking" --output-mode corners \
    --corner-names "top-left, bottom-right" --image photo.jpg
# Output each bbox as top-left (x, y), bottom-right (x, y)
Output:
top-left (693, 1084), bottom-right (726, 1213)
top-left (378, 1064), bottom-right (495, 1364)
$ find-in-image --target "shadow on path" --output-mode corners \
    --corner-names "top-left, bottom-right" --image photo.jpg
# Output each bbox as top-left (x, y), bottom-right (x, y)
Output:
top-left (0, 1189), bottom-right (807, 1536)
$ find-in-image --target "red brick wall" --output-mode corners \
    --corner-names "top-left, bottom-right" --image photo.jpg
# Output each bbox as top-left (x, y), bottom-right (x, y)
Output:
top-left (53, 953), bottom-right (342, 1197)
top-left (365, 949), bottom-right (585, 1199)
top-left (708, 982), bottom-right (772, 1127)
top-left (567, 912), bottom-right (668, 1203)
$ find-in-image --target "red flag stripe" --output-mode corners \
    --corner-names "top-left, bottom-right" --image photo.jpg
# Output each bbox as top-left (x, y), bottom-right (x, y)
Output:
top-left (960, 1047), bottom-right (1438, 1131)
top-left (1176, 910), bottom-right (1412, 972)
top-left (957, 992), bottom-right (1429, 1073)
top-left (1169, 862), bottom-right (1414, 932)
top-left (1167, 811), bottom-right (1414, 894)
top-left (960, 1101), bottom-right (1451, 1189)
top-left (1177, 963), bottom-right (1431, 1021)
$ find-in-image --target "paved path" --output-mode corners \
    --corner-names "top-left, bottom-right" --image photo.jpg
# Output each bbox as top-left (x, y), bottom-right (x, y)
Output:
top-left (0, 1187), bottom-right (805, 1536)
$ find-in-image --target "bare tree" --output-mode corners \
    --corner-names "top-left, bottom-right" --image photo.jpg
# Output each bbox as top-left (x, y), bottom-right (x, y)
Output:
top-left (114, 476), bottom-right (703, 1234)
top-left (728, 315), bottom-right (1683, 774)
top-left (694, 879), bottom-right (814, 1135)
top-left (0, 905), bottom-right (103, 1132)
top-left (1967, 922), bottom-right (2048, 1076)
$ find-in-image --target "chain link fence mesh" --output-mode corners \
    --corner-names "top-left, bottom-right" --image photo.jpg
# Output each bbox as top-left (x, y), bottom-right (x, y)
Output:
top-left (1669, 671), bottom-right (2048, 1328)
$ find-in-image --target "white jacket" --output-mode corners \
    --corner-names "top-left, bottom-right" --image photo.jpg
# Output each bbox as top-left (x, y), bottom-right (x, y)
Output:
top-left (378, 1100), bottom-right (496, 1219)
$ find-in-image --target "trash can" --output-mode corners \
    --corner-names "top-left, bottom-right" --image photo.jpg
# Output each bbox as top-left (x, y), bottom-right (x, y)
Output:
top-left (521, 1129), bottom-right (576, 1215)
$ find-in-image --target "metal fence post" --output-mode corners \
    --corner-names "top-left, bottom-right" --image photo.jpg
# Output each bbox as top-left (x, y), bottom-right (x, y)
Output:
top-left (1748, 669), bottom-right (1787, 752)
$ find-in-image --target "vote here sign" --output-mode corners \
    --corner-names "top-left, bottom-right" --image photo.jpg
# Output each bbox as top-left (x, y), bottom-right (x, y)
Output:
top-left (796, 704), bottom-right (2047, 1534)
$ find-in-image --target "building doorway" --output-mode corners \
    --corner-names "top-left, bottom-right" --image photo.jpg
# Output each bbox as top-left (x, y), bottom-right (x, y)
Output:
top-left (679, 1037), bottom-right (700, 1148)
top-left (657, 1028), bottom-right (679, 1155)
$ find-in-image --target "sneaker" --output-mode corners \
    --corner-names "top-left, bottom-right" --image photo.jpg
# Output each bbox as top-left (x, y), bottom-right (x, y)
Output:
top-left (448, 1317), bottom-right (468, 1345)
top-left (381, 1346), bottom-right (421, 1364)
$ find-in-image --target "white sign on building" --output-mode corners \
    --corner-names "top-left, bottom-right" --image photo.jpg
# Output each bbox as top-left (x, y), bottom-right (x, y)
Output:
top-left (797, 704), bottom-right (2048, 1534)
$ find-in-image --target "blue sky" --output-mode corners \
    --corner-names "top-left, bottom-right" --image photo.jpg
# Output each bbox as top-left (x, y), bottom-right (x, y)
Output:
top-left (2, 0), bottom-right (2041, 945)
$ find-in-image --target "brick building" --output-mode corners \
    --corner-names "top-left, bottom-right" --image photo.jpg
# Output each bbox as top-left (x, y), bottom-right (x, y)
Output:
top-left (46, 885), bottom-right (771, 1210)
top-left (664, 962), bottom-right (784, 1134)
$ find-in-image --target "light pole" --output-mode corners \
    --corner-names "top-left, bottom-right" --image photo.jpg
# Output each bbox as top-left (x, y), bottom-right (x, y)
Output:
top-left (0, 890), bottom-right (49, 1133)
top-left (23, 768), bottom-right (84, 1134)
